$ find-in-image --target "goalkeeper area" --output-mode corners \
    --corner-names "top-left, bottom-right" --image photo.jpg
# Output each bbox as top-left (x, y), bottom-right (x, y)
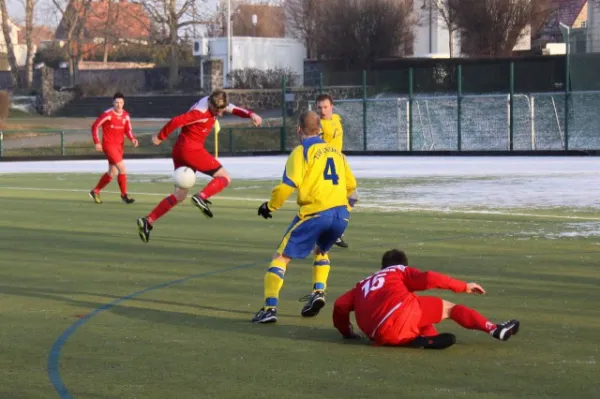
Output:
top-left (1, 156), bottom-right (599, 398)
top-left (309, 91), bottom-right (600, 151)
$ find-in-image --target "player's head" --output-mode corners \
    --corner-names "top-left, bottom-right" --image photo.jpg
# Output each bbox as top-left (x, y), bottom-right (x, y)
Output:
top-left (316, 94), bottom-right (334, 120)
top-left (209, 90), bottom-right (228, 116)
top-left (113, 92), bottom-right (125, 112)
top-left (381, 249), bottom-right (408, 269)
top-left (297, 111), bottom-right (321, 141)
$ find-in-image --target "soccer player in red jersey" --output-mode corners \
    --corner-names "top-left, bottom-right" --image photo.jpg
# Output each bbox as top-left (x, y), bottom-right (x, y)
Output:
top-left (333, 249), bottom-right (520, 349)
top-left (136, 89), bottom-right (262, 243)
top-left (89, 92), bottom-right (139, 204)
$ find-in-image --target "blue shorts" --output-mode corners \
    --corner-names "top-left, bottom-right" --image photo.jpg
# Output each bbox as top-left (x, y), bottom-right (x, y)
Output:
top-left (277, 206), bottom-right (350, 259)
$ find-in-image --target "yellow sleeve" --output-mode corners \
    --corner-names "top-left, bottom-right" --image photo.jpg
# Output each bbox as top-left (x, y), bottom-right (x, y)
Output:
top-left (344, 155), bottom-right (357, 197)
top-left (267, 147), bottom-right (305, 210)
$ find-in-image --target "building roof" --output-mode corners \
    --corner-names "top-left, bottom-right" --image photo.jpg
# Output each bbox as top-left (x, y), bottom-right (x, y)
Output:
top-left (534, 0), bottom-right (587, 44)
top-left (55, 0), bottom-right (150, 42)
top-left (18, 25), bottom-right (54, 46)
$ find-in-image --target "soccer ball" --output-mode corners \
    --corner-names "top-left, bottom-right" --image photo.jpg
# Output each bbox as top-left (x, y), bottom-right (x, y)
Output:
top-left (173, 166), bottom-right (196, 189)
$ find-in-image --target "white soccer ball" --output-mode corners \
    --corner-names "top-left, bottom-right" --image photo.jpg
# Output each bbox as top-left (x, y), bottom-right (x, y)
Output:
top-left (173, 166), bottom-right (196, 189)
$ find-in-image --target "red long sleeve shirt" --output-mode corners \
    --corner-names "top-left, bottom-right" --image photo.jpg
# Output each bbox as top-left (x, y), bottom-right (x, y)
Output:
top-left (333, 265), bottom-right (467, 344)
top-left (91, 108), bottom-right (135, 146)
top-left (156, 96), bottom-right (253, 150)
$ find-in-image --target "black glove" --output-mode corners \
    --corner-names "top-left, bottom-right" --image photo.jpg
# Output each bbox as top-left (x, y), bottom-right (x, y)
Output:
top-left (257, 202), bottom-right (273, 219)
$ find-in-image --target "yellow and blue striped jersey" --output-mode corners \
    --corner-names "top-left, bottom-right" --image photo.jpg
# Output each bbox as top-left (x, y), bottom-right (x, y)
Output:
top-left (320, 114), bottom-right (344, 152)
top-left (267, 136), bottom-right (357, 218)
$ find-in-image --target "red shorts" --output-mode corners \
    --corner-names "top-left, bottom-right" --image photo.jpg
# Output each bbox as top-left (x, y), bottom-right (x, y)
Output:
top-left (417, 296), bottom-right (444, 327)
top-left (172, 145), bottom-right (222, 176)
top-left (103, 146), bottom-right (124, 165)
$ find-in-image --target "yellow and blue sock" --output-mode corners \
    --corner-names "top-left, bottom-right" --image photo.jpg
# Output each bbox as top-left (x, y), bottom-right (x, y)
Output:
top-left (312, 253), bottom-right (330, 292)
top-left (264, 259), bottom-right (287, 309)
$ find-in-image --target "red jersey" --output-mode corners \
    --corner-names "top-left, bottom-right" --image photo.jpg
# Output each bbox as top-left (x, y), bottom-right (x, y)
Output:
top-left (91, 108), bottom-right (135, 147)
top-left (156, 96), bottom-right (253, 150)
top-left (333, 265), bottom-right (467, 345)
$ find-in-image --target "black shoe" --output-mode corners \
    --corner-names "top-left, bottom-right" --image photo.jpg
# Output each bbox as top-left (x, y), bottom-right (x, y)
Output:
top-left (191, 194), bottom-right (213, 218)
top-left (89, 190), bottom-right (102, 204)
top-left (491, 319), bottom-right (520, 341)
top-left (252, 307), bottom-right (278, 323)
top-left (300, 291), bottom-right (326, 317)
top-left (406, 333), bottom-right (457, 349)
top-left (334, 236), bottom-right (348, 248)
top-left (121, 194), bottom-right (135, 204)
top-left (137, 217), bottom-right (153, 243)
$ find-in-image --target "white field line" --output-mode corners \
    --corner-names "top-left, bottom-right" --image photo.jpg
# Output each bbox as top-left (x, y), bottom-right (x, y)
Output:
top-left (2, 185), bottom-right (600, 221)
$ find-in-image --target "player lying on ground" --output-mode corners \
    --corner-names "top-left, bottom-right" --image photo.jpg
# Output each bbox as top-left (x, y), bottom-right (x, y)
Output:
top-left (137, 90), bottom-right (262, 243)
top-left (89, 92), bottom-right (139, 204)
top-left (252, 111), bottom-right (357, 323)
top-left (333, 249), bottom-right (520, 349)
top-left (316, 94), bottom-right (355, 248)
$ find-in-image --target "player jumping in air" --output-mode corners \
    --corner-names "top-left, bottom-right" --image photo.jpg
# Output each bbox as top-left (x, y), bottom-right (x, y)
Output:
top-left (333, 249), bottom-right (520, 349)
top-left (137, 90), bottom-right (262, 243)
top-left (316, 94), bottom-right (356, 248)
top-left (252, 111), bottom-right (358, 323)
top-left (89, 92), bottom-right (139, 204)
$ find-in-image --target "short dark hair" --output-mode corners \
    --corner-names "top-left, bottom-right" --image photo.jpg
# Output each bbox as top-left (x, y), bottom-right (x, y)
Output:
top-left (113, 92), bottom-right (125, 100)
top-left (298, 110), bottom-right (321, 136)
top-left (209, 89), bottom-right (228, 109)
top-left (316, 94), bottom-right (334, 105)
top-left (381, 249), bottom-right (408, 269)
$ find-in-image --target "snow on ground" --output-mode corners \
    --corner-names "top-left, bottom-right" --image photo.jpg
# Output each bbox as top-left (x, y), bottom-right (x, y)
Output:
top-left (2, 156), bottom-right (599, 209)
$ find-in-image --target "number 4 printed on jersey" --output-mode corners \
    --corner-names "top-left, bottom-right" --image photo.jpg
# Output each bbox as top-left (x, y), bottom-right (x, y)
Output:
top-left (360, 273), bottom-right (387, 297)
top-left (323, 157), bottom-right (339, 185)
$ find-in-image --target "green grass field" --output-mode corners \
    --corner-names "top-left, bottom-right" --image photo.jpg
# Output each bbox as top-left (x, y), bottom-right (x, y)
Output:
top-left (0, 174), bottom-right (599, 399)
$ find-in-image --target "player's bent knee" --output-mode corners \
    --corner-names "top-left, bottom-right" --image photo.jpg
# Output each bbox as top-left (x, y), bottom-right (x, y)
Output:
top-left (174, 187), bottom-right (188, 202)
top-left (441, 300), bottom-right (455, 319)
top-left (214, 168), bottom-right (231, 182)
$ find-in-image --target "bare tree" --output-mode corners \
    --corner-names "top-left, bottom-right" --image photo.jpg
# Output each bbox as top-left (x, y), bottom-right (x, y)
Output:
top-left (421, 0), bottom-right (459, 57)
top-left (24, 0), bottom-right (36, 88)
top-left (132, 0), bottom-right (211, 89)
top-left (284, 0), bottom-right (323, 59)
top-left (95, 0), bottom-right (121, 63)
top-left (448, 0), bottom-right (551, 57)
top-left (0, 0), bottom-right (20, 87)
top-left (53, 0), bottom-right (93, 86)
top-left (319, 0), bottom-right (416, 67)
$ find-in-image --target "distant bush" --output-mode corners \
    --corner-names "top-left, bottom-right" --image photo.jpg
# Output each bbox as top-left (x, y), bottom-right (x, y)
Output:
top-left (0, 91), bottom-right (9, 123)
top-left (228, 67), bottom-right (300, 89)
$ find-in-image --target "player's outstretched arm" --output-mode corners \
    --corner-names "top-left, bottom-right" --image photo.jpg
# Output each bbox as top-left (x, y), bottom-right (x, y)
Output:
top-left (226, 104), bottom-right (262, 126)
top-left (403, 267), bottom-right (468, 293)
top-left (155, 109), bottom-right (205, 144)
top-left (333, 289), bottom-right (359, 339)
top-left (261, 147), bottom-right (304, 214)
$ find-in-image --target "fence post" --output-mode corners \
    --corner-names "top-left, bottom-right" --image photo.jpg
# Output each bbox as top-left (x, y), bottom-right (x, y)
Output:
top-left (564, 52), bottom-right (570, 151)
top-left (229, 128), bottom-right (233, 154)
top-left (509, 62), bottom-right (514, 151)
top-left (0, 131), bottom-right (3, 158)
top-left (408, 68), bottom-right (414, 152)
top-left (281, 76), bottom-right (287, 151)
top-left (61, 131), bottom-right (65, 156)
top-left (319, 72), bottom-right (323, 95)
top-left (280, 127), bottom-right (285, 152)
top-left (457, 65), bottom-right (462, 151)
top-left (362, 70), bottom-right (367, 151)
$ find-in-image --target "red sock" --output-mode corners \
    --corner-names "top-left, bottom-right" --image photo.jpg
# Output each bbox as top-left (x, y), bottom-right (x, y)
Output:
top-left (117, 174), bottom-right (127, 195)
top-left (93, 173), bottom-right (112, 193)
top-left (147, 194), bottom-right (178, 224)
top-left (200, 176), bottom-right (229, 200)
top-left (450, 305), bottom-right (496, 333)
top-left (419, 324), bottom-right (438, 336)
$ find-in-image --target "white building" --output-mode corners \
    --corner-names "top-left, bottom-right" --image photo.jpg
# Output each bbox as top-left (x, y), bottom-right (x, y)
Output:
top-left (0, 10), bottom-right (35, 68)
top-left (193, 36), bottom-right (306, 87)
top-left (413, 0), bottom-right (531, 57)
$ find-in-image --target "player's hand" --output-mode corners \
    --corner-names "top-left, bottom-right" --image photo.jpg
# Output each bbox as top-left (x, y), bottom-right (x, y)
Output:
top-left (132, 139), bottom-right (139, 148)
top-left (94, 143), bottom-right (103, 152)
top-left (152, 135), bottom-right (162, 146)
top-left (257, 202), bottom-right (273, 219)
top-left (251, 113), bottom-right (262, 127)
top-left (344, 325), bottom-right (364, 340)
top-left (466, 282), bottom-right (486, 295)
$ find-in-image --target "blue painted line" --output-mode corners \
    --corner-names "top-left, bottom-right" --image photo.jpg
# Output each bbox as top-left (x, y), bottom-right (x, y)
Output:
top-left (47, 261), bottom-right (262, 399)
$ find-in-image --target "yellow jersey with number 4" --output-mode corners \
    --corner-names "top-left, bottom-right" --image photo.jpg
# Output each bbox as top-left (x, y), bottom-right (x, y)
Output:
top-left (267, 136), bottom-right (357, 218)
top-left (320, 114), bottom-right (344, 152)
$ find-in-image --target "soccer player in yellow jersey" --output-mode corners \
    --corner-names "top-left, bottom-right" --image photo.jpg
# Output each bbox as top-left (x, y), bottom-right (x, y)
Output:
top-left (252, 111), bottom-right (358, 324)
top-left (316, 94), bottom-right (352, 248)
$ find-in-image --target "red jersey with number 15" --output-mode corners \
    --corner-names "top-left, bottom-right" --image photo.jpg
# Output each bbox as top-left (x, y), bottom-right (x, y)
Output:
top-left (91, 108), bottom-right (135, 147)
top-left (333, 265), bottom-right (467, 345)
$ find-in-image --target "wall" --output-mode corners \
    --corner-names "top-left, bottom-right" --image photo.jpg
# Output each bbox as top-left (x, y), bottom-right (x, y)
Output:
top-left (197, 37), bottom-right (307, 87)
